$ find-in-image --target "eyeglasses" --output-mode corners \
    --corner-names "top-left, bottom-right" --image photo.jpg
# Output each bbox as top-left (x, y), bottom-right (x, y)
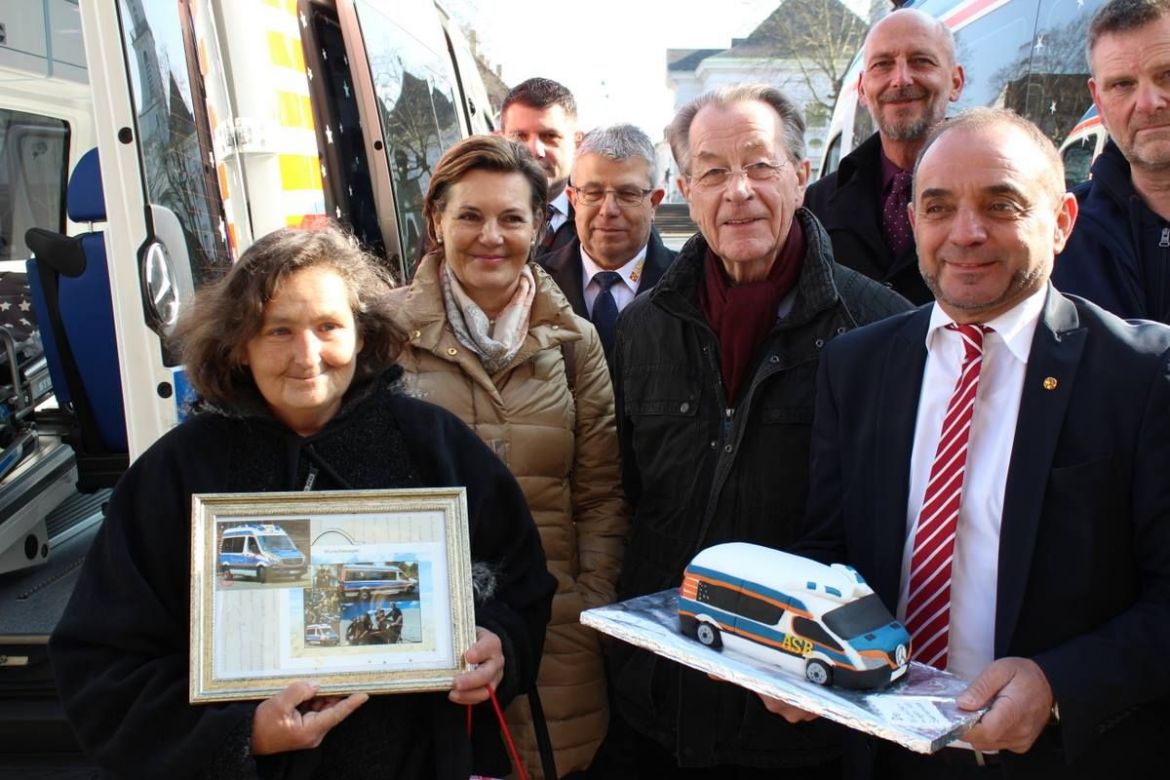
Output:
top-left (688, 161), bottom-right (786, 191)
top-left (568, 185), bottom-right (655, 206)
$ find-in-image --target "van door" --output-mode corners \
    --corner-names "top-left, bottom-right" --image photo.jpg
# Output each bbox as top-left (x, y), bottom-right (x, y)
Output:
top-left (80, 1), bottom-right (239, 454)
top-left (333, 0), bottom-right (464, 280)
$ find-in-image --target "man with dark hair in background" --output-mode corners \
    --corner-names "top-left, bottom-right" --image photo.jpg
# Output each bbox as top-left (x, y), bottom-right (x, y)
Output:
top-left (500, 77), bottom-right (582, 255)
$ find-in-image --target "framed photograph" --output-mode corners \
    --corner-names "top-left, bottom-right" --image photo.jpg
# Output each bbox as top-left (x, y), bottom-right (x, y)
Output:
top-left (189, 488), bottom-right (475, 703)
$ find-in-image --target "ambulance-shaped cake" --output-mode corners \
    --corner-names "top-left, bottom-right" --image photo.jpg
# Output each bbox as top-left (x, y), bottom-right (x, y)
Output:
top-left (678, 543), bottom-right (910, 689)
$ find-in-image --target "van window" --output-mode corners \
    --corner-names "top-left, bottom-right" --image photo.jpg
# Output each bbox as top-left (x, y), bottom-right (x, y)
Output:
top-left (736, 593), bottom-right (784, 626)
top-left (822, 594), bottom-right (896, 640)
top-left (0, 109), bottom-right (69, 266)
top-left (849, 102), bottom-right (873, 154)
top-left (221, 536), bottom-right (244, 554)
top-left (344, 567), bottom-right (399, 582)
top-left (256, 533), bottom-right (298, 554)
top-left (1062, 136), bottom-right (1096, 188)
top-left (1026, 0), bottom-right (1107, 142)
top-left (352, 0), bottom-right (463, 279)
top-left (916, 0), bottom-right (1105, 144)
top-left (820, 132), bottom-right (842, 180)
top-left (117, 0), bottom-right (232, 286)
top-left (921, 0), bottom-right (1039, 116)
top-left (792, 616), bottom-right (844, 652)
top-left (696, 580), bottom-right (740, 613)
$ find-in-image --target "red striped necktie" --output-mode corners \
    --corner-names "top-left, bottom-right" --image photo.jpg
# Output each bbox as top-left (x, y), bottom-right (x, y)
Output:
top-left (905, 322), bottom-right (990, 670)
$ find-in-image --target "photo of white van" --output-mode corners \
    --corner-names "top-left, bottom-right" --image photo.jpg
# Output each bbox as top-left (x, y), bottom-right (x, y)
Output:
top-left (338, 563), bottom-right (418, 601)
top-left (678, 543), bottom-right (910, 690)
top-left (218, 523), bottom-right (308, 583)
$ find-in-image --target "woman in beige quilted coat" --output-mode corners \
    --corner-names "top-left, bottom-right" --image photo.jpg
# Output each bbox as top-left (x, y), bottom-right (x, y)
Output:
top-left (385, 135), bottom-right (627, 779)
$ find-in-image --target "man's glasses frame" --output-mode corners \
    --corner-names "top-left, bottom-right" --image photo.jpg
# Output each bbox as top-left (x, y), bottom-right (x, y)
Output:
top-left (568, 184), bottom-right (655, 206)
top-left (687, 160), bottom-right (787, 191)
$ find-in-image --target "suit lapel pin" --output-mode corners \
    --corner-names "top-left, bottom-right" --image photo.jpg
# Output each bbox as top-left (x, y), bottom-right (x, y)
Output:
top-left (1043, 377), bottom-right (1058, 391)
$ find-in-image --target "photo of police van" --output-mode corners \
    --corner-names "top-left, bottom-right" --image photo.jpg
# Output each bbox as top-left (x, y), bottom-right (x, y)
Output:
top-left (304, 623), bottom-right (340, 647)
top-left (217, 523), bottom-right (308, 583)
top-left (678, 543), bottom-right (910, 690)
top-left (338, 563), bottom-right (418, 601)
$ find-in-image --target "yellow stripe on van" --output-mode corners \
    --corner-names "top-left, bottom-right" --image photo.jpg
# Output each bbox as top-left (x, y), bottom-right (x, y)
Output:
top-left (279, 154), bottom-right (323, 192)
top-left (276, 91), bottom-right (314, 130)
top-left (267, 31), bottom-right (306, 72)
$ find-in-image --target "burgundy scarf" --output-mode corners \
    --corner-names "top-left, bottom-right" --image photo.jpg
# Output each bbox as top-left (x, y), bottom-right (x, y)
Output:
top-left (699, 219), bottom-right (805, 404)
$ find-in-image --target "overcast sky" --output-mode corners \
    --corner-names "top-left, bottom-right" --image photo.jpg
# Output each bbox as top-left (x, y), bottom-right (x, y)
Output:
top-left (443, 0), bottom-right (871, 142)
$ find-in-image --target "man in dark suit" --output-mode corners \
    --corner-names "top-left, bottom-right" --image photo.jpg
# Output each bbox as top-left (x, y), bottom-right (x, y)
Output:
top-left (600, 83), bottom-right (911, 779)
top-left (500, 77), bottom-right (582, 255)
top-left (540, 124), bottom-right (676, 360)
top-left (785, 108), bottom-right (1170, 777)
top-left (804, 8), bottom-right (964, 304)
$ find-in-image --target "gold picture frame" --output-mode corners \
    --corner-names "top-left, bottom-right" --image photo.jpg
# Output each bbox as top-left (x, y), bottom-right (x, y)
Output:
top-left (189, 488), bottom-right (475, 703)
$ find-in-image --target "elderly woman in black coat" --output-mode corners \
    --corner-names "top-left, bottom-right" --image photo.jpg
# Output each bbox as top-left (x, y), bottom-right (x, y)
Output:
top-left (49, 226), bottom-right (554, 779)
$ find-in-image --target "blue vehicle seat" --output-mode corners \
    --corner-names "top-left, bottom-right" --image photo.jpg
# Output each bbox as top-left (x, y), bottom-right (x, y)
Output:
top-left (25, 147), bottom-right (128, 490)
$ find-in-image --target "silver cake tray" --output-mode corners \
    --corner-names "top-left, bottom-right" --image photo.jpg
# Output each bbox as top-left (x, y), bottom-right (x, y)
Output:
top-left (582, 589), bottom-right (985, 753)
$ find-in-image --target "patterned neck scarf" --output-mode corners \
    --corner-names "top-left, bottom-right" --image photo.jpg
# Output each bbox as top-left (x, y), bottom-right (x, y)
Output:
top-left (440, 262), bottom-right (536, 374)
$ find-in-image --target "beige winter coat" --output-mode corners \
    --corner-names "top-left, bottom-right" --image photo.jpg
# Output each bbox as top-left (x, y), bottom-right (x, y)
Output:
top-left (386, 254), bottom-right (628, 778)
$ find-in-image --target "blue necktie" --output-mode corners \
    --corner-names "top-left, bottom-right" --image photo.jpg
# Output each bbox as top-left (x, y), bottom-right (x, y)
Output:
top-left (591, 271), bottom-right (621, 357)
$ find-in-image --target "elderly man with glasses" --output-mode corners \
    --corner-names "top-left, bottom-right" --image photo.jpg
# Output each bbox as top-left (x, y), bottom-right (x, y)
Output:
top-left (540, 124), bottom-right (677, 362)
top-left (598, 84), bottom-right (911, 779)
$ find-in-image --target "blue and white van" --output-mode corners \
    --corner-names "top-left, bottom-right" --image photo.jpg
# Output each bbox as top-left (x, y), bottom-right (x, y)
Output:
top-left (218, 524), bottom-right (307, 583)
top-left (818, 0), bottom-right (1107, 183)
top-left (339, 563), bottom-right (418, 601)
top-left (678, 543), bottom-right (910, 690)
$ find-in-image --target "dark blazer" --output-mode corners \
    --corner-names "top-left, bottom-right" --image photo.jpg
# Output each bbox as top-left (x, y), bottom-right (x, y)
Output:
top-left (537, 228), bottom-right (677, 319)
top-left (798, 287), bottom-right (1170, 775)
top-left (804, 132), bottom-right (933, 305)
top-left (536, 201), bottom-right (578, 259)
top-left (1052, 140), bottom-right (1170, 323)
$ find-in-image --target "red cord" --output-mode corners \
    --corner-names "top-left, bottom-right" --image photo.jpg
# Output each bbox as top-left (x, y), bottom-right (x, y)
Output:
top-left (466, 684), bottom-right (528, 780)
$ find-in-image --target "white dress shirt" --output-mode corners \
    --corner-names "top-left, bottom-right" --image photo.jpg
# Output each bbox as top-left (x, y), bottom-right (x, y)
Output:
top-left (581, 244), bottom-right (647, 317)
top-left (897, 287), bottom-right (1046, 683)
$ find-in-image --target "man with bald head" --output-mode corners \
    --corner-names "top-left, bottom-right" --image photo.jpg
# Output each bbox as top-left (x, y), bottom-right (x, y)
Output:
top-left (805, 8), bottom-right (965, 303)
top-left (792, 107), bottom-right (1170, 777)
